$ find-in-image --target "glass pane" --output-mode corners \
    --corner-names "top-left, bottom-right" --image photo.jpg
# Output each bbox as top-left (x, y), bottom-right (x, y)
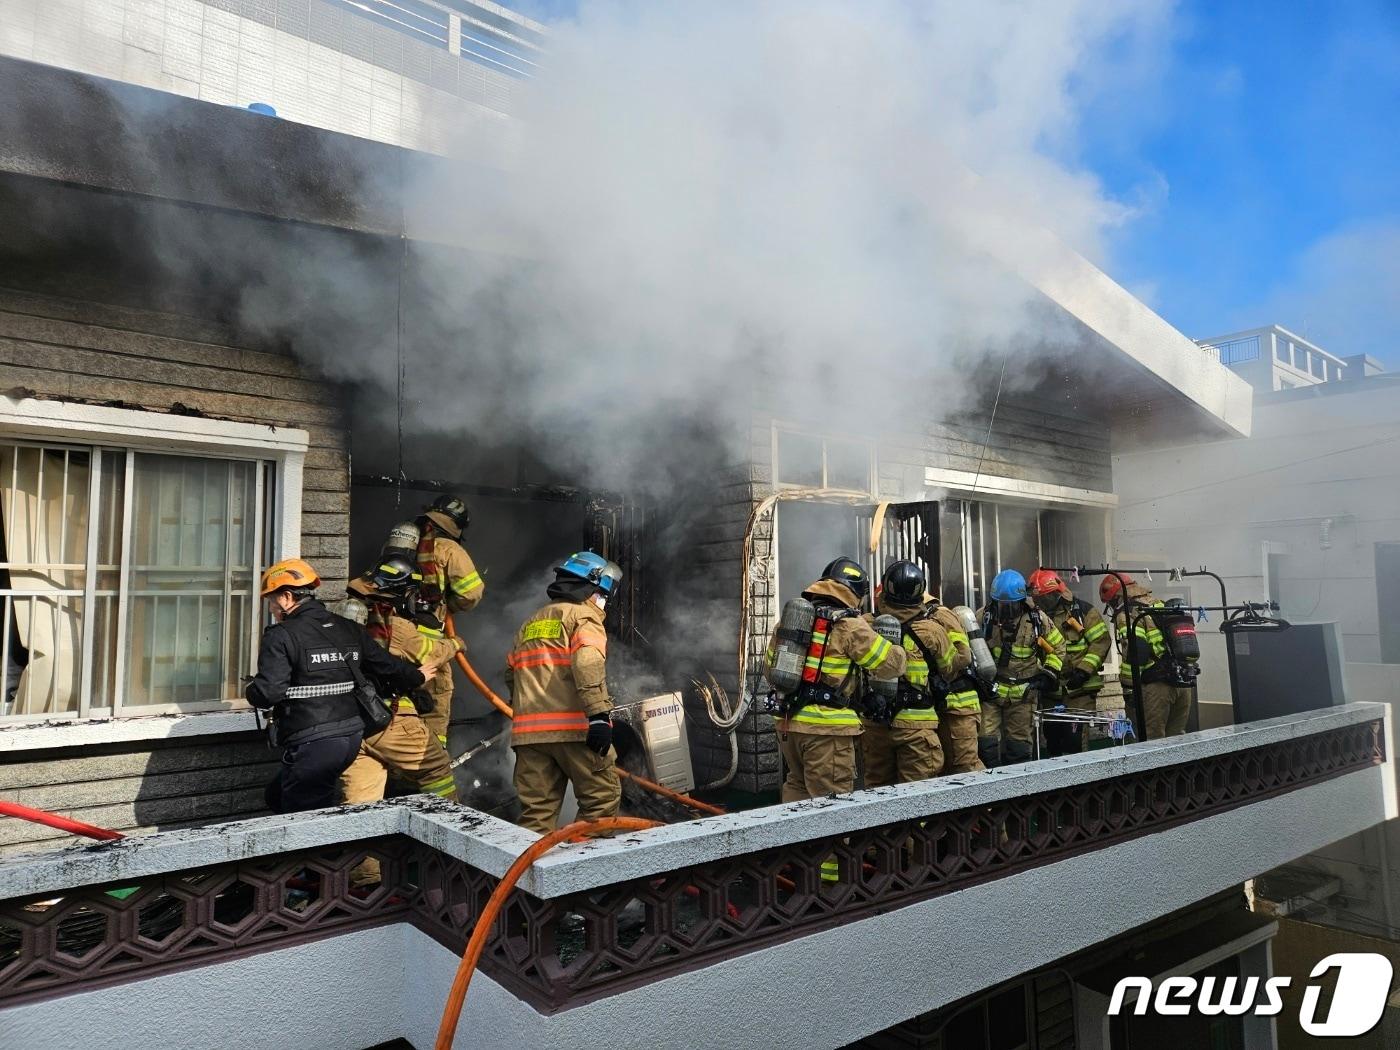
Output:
top-left (995, 504), bottom-right (1040, 582)
top-left (825, 439), bottom-right (872, 493)
top-left (124, 454), bottom-right (258, 708)
top-left (938, 499), bottom-right (967, 607)
top-left (776, 430), bottom-right (823, 487)
top-left (0, 444), bottom-right (91, 716)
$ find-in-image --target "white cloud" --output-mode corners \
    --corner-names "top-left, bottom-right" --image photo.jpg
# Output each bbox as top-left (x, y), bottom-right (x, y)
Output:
top-left (1241, 218), bottom-right (1400, 363)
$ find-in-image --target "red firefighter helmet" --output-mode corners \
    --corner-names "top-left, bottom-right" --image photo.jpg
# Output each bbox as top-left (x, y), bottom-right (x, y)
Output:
top-left (1099, 572), bottom-right (1136, 605)
top-left (1027, 568), bottom-right (1067, 598)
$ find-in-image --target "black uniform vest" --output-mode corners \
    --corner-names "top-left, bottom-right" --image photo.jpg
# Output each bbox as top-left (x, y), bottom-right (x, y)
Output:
top-left (274, 605), bottom-right (367, 744)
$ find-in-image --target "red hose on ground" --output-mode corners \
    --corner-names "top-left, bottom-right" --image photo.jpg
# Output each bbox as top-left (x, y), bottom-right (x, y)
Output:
top-left (435, 816), bottom-right (663, 1050)
top-left (0, 800), bottom-right (124, 841)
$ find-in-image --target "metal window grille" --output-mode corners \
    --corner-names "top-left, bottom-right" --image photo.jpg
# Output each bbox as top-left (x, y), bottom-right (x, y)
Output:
top-left (0, 441), bottom-right (271, 721)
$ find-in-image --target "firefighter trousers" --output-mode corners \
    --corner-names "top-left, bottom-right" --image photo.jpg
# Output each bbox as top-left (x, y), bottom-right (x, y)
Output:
top-left (1140, 681), bottom-right (1193, 740)
top-left (779, 731), bottom-right (857, 802)
top-left (938, 709), bottom-right (985, 774)
top-left (978, 697), bottom-right (1033, 768)
top-left (513, 741), bottom-right (621, 835)
top-left (341, 713), bottom-right (458, 887)
top-left (861, 723), bottom-right (944, 787)
top-left (423, 672), bottom-right (454, 747)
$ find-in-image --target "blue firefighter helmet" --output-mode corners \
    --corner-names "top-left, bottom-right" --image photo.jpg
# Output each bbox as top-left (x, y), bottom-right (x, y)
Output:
top-left (556, 551), bottom-right (624, 595)
top-left (990, 569), bottom-right (1028, 602)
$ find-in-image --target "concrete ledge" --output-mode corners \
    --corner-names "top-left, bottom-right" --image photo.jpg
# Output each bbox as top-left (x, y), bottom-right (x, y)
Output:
top-left (0, 711), bottom-right (261, 755)
top-left (0, 704), bottom-right (1386, 903)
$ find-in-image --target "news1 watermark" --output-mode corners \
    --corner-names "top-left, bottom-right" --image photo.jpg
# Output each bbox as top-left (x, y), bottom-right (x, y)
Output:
top-left (1108, 953), bottom-right (1394, 1037)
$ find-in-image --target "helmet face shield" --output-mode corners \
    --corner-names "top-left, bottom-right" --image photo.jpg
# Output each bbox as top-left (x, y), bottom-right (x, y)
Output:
top-left (994, 599), bottom-right (1024, 624)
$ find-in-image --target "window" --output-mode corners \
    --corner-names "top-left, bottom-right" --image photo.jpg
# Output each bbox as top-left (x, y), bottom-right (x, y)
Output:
top-left (1311, 354), bottom-right (1326, 379)
top-left (1294, 346), bottom-right (1308, 371)
top-left (774, 427), bottom-right (874, 494)
top-left (1, 441), bottom-right (272, 720)
top-left (1275, 335), bottom-right (1289, 362)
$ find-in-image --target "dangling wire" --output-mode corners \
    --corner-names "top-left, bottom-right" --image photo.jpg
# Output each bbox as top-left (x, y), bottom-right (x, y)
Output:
top-left (943, 351), bottom-right (1009, 601)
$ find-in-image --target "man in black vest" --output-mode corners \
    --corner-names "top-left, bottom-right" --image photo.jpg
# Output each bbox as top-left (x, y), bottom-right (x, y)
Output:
top-left (247, 558), bottom-right (445, 813)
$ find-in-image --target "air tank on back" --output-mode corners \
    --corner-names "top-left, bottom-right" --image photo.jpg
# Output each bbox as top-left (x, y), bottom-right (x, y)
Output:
top-left (952, 605), bottom-right (996, 684)
top-left (767, 596), bottom-right (817, 695)
top-left (868, 614), bottom-right (904, 699)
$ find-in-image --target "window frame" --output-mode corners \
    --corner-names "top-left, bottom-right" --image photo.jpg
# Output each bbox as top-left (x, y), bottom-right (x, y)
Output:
top-left (771, 422), bottom-right (877, 496)
top-left (0, 399), bottom-right (308, 724)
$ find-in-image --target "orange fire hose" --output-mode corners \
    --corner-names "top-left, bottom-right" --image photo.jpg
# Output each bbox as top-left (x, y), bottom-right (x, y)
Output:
top-left (441, 616), bottom-right (725, 817)
top-left (434, 816), bottom-right (663, 1050)
top-left (443, 616), bottom-right (514, 719)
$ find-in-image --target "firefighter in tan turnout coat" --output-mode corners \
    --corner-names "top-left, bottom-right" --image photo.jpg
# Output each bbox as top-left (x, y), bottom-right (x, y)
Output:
top-left (505, 551), bottom-right (624, 835)
top-left (860, 560), bottom-right (972, 786)
top-left (765, 558), bottom-right (906, 803)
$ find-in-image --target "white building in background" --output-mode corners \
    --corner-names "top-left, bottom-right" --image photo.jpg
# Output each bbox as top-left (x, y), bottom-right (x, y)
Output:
top-left (1197, 323), bottom-right (1378, 393)
top-left (1117, 329), bottom-right (1399, 717)
top-left (0, 0), bottom-right (539, 155)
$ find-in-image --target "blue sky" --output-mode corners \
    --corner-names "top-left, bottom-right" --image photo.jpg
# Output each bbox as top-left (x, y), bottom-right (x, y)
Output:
top-left (509, 0), bottom-right (1398, 364)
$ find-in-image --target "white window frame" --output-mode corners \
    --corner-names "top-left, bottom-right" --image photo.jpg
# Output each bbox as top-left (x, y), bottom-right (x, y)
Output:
top-left (771, 422), bottom-right (877, 495)
top-left (0, 397), bottom-right (308, 730)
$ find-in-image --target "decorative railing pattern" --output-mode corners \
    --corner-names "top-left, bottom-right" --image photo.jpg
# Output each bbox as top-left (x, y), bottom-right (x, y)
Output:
top-left (0, 718), bottom-right (1383, 1012)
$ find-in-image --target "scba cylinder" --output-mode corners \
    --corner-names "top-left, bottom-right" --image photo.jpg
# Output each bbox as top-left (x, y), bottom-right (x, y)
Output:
top-left (768, 596), bottom-right (816, 695)
top-left (868, 614), bottom-right (903, 699)
top-left (952, 604), bottom-right (997, 684)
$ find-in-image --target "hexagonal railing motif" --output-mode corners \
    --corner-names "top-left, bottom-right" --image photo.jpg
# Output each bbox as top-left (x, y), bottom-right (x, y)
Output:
top-left (0, 718), bottom-right (1383, 1013)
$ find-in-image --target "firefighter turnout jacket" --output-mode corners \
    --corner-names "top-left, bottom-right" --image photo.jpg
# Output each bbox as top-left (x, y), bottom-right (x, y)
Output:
top-left (368, 605), bottom-right (463, 712)
top-left (417, 530), bottom-right (485, 619)
top-left (1052, 599), bottom-right (1111, 695)
top-left (866, 595), bottom-right (971, 727)
top-left (1112, 586), bottom-right (1169, 683)
top-left (764, 579), bottom-right (907, 736)
top-left (505, 599), bottom-right (611, 745)
top-left (928, 602), bottom-right (978, 713)
top-left (978, 604), bottom-right (1066, 700)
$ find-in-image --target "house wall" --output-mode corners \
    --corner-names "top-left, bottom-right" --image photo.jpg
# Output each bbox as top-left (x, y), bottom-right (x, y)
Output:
top-left (722, 395), bottom-right (1115, 796)
top-left (0, 285), bottom-right (350, 849)
top-left (1113, 378), bottom-right (1400, 707)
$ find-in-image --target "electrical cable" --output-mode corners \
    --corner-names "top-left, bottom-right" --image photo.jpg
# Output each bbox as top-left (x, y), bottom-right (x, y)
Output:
top-left (434, 817), bottom-right (663, 1050)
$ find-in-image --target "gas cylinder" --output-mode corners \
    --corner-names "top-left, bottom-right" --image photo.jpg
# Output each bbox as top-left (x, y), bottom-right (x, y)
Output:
top-left (952, 605), bottom-right (997, 684)
top-left (868, 614), bottom-right (903, 699)
top-left (334, 597), bottom-right (369, 625)
top-left (766, 596), bottom-right (816, 695)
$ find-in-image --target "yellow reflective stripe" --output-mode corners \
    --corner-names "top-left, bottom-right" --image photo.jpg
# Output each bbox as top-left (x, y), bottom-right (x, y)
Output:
top-left (416, 624), bottom-right (444, 639)
top-left (1084, 621), bottom-right (1108, 641)
top-left (946, 693), bottom-right (981, 710)
top-left (451, 571), bottom-right (483, 594)
top-left (436, 733), bottom-right (448, 745)
top-left (415, 637), bottom-right (434, 662)
top-left (936, 649), bottom-right (956, 673)
top-left (893, 706), bottom-right (939, 724)
top-left (765, 647), bottom-right (776, 665)
top-left (789, 705), bottom-right (861, 727)
top-left (811, 628), bottom-right (828, 644)
top-left (997, 681), bottom-right (1030, 699)
top-left (822, 657), bottom-right (853, 673)
top-left (1043, 653), bottom-right (1064, 672)
top-left (1081, 652), bottom-right (1104, 670)
top-left (946, 630), bottom-right (969, 645)
top-left (1011, 645), bottom-right (1034, 658)
top-left (1044, 626), bottom-right (1065, 647)
top-left (1065, 641), bottom-right (1088, 653)
top-left (423, 775), bottom-right (456, 797)
top-left (856, 637), bottom-right (892, 670)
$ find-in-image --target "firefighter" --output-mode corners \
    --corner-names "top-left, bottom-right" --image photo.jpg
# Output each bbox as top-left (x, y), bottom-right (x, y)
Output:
top-left (1027, 569), bottom-right (1110, 756)
top-left (765, 557), bottom-right (907, 802)
top-left (247, 558), bottom-right (441, 814)
top-left (977, 569), bottom-right (1065, 768)
top-left (1101, 573), bottom-right (1194, 739)
top-left (859, 561), bottom-right (971, 786)
top-left (505, 551), bottom-right (623, 835)
top-left (411, 495), bottom-right (485, 748)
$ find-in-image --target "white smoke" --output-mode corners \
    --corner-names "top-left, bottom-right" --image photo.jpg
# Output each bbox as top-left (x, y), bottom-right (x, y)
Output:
top-left (399, 0), bottom-right (1172, 490)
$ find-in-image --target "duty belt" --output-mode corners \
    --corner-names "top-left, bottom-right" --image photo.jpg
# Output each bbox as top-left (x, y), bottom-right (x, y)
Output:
top-left (284, 681), bottom-right (356, 699)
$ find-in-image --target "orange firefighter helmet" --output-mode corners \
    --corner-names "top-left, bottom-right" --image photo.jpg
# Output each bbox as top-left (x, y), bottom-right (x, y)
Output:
top-left (1027, 568), bottom-right (1068, 598)
top-left (259, 558), bottom-right (320, 597)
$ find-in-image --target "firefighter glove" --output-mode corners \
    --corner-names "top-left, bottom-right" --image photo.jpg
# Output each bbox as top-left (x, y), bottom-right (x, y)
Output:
top-left (1065, 667), bottom-right (1090, 692)
top-left (585, 714), bottom-right (613, 755)
top-left (1032, 669), bottom-right (1059, 696)
top-left (861, 693), bottom-right (892, 725)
